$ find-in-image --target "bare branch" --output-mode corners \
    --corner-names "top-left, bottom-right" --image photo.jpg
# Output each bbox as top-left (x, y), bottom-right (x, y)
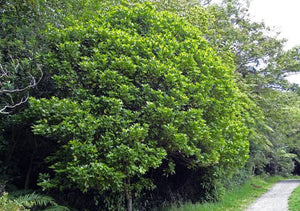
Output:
top-left (0, 64), bottom-right (43, 94)
top-left (0, 63), bottom-right (8, 79)
top-left (0, 61), bottom-right (43, 114)
top-left (0, 95), bottom-right (29, 114)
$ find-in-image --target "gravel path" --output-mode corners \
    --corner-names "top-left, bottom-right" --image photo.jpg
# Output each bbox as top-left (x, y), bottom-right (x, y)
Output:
top-left (245, 179), bottom-right (300, 211)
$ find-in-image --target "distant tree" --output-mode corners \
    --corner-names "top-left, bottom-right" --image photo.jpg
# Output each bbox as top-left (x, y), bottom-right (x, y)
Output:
top-left (254, 89), bottom-right (300, 175)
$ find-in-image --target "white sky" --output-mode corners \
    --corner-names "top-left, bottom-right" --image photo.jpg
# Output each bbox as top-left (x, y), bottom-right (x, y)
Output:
top-left (285, 73), bottom-right (300, 84)
top-left (249, 0), bottom-right (300, 85)
top-left (249, 0), bottom-right (300, 50)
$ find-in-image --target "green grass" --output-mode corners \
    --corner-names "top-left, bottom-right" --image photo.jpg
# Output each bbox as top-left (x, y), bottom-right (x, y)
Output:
top-left (161, 176), bottom-right (285, 211)
top-left (289, 183), bottom-right (300, 211)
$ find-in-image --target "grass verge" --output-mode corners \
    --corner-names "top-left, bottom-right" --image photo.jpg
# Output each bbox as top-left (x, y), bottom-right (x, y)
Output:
top-left (289, 183), bottom-right (300, 211)
top-left (161, 176), bottom-right (285, 211)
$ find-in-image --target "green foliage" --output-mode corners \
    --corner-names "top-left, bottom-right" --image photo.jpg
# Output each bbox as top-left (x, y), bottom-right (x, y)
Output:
top-left (0, 0), bottom-right (44, 113)
top-left (0, 192), bottom-right (69, 211)
top-left (289, 183), bottom-right (300, 211)
top-left (255, 90), bottom-right (300, 175)
top-left (150, 0), bottom-right (299, 89)
top-left (14, 192), bottom-right (56, 208)
top-left (23, 1), bottom-right (251, 209)
top-left (0, 193), bottom-right (27, 211)
top-left (152, 0), bottom-right (300, 178)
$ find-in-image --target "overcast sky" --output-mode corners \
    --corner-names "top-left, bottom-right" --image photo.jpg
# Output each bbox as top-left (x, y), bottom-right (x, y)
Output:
top-left (248, 0), bottom-right (300, 84)
top-left (249, 0), bottom-right (300, 50)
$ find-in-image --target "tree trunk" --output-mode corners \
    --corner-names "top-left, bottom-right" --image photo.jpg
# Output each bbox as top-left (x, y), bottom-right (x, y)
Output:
top-left (24, 153), bottom-right (34, 189)
top-left (124, 178), bottom-right (132, 211)
top-left (5, 126), bottom-right (17, 165)
top-left (25, 137), bottom-right (37, 189)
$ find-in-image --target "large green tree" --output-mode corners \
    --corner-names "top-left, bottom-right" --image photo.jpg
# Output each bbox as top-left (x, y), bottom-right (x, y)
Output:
top-left (25, 2), bottom-right (250, 210)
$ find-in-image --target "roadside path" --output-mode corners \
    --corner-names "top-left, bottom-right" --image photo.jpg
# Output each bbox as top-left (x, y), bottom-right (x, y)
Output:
top-left (246, 179), bottom-right (300, 211)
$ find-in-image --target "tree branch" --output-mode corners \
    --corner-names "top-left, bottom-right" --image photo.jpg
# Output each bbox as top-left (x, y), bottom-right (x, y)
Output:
top-left (0, 61), bottom-right (43, 114)
top-left (0, 95), bottom-right (29, 114)
top-left (0, 64), bottom-right (43, 94)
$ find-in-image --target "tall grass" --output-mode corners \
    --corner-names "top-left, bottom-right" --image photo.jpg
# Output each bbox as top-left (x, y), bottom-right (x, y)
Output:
top-left (161, 176), bottom-right (284, 211)
top-left (289, 184), bottom-right (300, 211)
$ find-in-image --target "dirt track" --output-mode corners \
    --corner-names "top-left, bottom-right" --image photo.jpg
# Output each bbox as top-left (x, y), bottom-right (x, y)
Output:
top-left (245, 179), bottom-right (300, 211)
